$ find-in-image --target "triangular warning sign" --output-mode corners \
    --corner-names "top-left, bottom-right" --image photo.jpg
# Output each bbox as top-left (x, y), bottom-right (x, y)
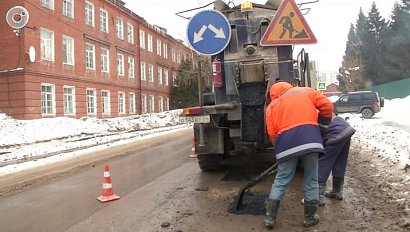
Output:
top-left (260, 0), bottom-right (317, 46)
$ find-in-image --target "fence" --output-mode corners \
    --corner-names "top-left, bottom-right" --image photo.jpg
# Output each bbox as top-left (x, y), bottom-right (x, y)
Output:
top-left (366, 78), bottom-right (410, 100)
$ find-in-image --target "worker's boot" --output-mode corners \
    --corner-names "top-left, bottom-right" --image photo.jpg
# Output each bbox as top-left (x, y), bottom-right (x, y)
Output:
top-left (303, 200), bottom-right (320, 227)
top-left (319, 182), bottom-right (326, 206)
top-left (264, 199), bottom-right (280, 228)
top-left (325, 177), bottom-right (344, 200)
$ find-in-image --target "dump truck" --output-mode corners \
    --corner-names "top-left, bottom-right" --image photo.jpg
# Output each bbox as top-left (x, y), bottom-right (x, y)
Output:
top-left (180, 0), bottom-right (314, 171)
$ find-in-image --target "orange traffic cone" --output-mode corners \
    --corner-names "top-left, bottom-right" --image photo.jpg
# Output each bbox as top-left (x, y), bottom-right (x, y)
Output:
top-left (190, 138), bottom-right (197, 158)
top-left (97, 164), bottom-right (120, 202)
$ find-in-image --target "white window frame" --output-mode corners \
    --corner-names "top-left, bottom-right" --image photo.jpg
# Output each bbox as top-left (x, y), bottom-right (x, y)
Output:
top-left (147, 34), bottom-right (153, 52)
top-left (158, 96), bottom-right (163, 113)
top-left (101, 48), bottom-right (109, 73)
top-left (62, 0), bottom-right (73, 18)
top-left (141, 94), bottom-right (147, 113)
top-left (157, 66), bottom-right (162, 84)
top-left (165, 97), bottom-right (169, 111)
top-left (41, 0), bottom-right (54, 10)
top-left (129, 93), bottom-right (136, 114)
top-left (86, 88), bottom-right (97, 115)
top-left (148, 64), bottom-right (154, 82)
top-left (127, 23), bottom-right (134, 44)
top-left (85, 1), bottom-right (94, 27)
top-left (63, 86), bottom-right (76, 115)
top-left (156, 39), bottom-right (162, 56)
top-left (85, 43), bottom-right (95, 70)
top-left (118, 92), bottom-right (126, 114)
top-left (149, 95), bottom-right (155, 113)
top-left (128, 57), bottom-right (135, 79)
top-left (101, 90), bottom-right (111, 115)
top-left (140, 61), bottom-right (146, 81)
top-left (99, 9), bottom-right (108, 33)
top-left (116, 17), bottom-right (124, 40)
top-left (62, 35), bottom-right (74, 65)
top-left (40, 28), bottom-right (54, 61)
top-left (164, 68), bottom-right (169, 85)
top-left (139, 30), bottom-right (145, 49)
top-left (172, 48), bottom-right (176, 62)
top-left (173, 72), bottom-right (177, 87)
top-left (163, 43), bottom-right (168, 59)
top-left (117, 53), bottom-right (124, 76)
top-left (41, 83), bottom-right (55, 115)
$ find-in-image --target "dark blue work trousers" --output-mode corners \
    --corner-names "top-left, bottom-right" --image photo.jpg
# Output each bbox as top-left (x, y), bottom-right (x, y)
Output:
top-left (318, 136), bottom-right (352, 183)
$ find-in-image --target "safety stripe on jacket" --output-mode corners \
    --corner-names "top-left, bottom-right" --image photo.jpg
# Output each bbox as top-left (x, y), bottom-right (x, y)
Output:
top-left (276, 143), bottom-right (324, 160)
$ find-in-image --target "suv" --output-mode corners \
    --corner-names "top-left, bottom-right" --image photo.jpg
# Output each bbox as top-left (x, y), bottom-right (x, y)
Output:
top-left (333, 91), bottom-right (384, 119)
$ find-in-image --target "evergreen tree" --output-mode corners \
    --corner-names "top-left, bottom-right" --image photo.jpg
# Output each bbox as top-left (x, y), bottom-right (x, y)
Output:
top-left (170, 57), bottom-right (212, 109)
top-left (365, 2), bottom-right (388, 84)
top-left (382, 1), bottom-right (410, 82)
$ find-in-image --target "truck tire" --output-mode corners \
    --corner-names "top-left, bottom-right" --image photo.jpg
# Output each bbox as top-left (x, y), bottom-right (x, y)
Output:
top-left (361, 108), bottom-right (374, 119)
top-left (197, 153), bottom-right (221, 171)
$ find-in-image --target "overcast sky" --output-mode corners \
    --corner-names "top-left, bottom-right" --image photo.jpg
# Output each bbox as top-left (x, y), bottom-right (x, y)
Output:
top-left (124, 0), bottom-right (396, 74)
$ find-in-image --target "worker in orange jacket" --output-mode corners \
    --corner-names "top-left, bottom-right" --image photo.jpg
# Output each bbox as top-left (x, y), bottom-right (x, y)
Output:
top-left (264, 81), bottom-right (333, 228)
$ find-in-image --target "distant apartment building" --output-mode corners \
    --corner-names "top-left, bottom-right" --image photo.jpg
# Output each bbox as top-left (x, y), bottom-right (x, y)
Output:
top-left (0, 0), bottom-right (193, 119)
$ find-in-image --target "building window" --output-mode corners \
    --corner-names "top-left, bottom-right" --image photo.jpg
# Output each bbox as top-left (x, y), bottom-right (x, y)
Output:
top-left (85, 43), bottom-right (95, 70)
top-left (129, 93), bottom-right (136, 114)
top-left (41, 84), bottom-right (55, 115)
top-left (139, 61), bottom-right (146, 81)
top-left (163, 43), bottom-right (168, 59)
top-left (173, 72), bottom-right (177, 86)
top-left (62, 0), bottom-right (73, 18)
top-left (100, 9), bottom-right (108, 33)
top-left (177, 52), bottom-right (181, 64)
top-left (63, 86), bottom-right (75, 115)
top-left (40, 28), bottom-right (54, 61)
top-left (165, 97), bottom-right (169, 111)
top-left (117, 53), bottom-right (124, 76)
top-left (127, 23), bottom-right (134, 44)
top-left (139, 30), bottom-right (145, 49)
top-left (128, 57), bottom-right (135, 79)
top-left (101, 48), bottom-right (109, 73)
top-left (86, 89), bottom-right (96, 115)
top-left (85, 1), bottom-right (94, 27)
top-left (116, 17), bottom-right (124, 40)
top-left (147, 34), bottom-right (153, 52)
top-left (158, 96), bottom-right (163, 113)
top-left (172, 48), bottom-right (176, 63)
top-left (41, 0), bottom-right (54, 10)
top-left (102, 90), bottom-right (110, 115)
top-left (156, 39), bottom-right (162, 56)
top-left (118, 92), bottom-right (125, 114)
top-left (62, 35), bottom-right (74, 65)
top-left (164, 69), bottom-right (169, 85)
top-left (148, 64), bottom-right (154, 82)
top-left (158, 66), bottom-right (162, 84)
top-left (141, 94), bottom-right (147, 113)
top-left (149, 95), bottom-right (155, 113)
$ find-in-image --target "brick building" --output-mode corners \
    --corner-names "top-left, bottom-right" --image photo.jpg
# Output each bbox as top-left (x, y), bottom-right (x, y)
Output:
top-left (0, 0), bottom-right (193, 119)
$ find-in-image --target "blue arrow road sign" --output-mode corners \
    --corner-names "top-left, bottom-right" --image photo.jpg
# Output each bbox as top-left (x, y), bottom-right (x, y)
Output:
top-left (187, 10), bottom-right (231, 56)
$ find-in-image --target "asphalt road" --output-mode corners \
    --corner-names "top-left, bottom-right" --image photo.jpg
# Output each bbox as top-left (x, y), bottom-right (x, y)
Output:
top-left (0, 128), bottom-right (408, 232)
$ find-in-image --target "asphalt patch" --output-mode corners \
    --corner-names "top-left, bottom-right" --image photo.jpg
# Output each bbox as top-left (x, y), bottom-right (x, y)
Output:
top-left (228, 192), bottom-right (268, 215)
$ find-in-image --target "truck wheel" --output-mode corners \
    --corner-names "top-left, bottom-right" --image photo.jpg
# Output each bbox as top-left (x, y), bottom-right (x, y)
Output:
top-left (197, 153), bottom-right (221, 171)
top-left (361, 108), bottom-right (374, 119)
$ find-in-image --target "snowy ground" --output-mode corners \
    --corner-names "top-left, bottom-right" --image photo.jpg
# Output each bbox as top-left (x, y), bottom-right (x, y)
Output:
top-left (1, 96), bottom-right (409, 187)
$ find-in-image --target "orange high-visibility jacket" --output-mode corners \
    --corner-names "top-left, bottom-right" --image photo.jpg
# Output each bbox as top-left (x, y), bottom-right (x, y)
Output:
top-left (265, 82), bottom-right (333, 163)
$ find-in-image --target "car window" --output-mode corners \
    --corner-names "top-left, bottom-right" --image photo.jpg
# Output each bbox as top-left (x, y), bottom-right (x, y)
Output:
top-left (349, 94), bottom-right (361, 101)
top-left (363, 93), bottom-right (377, 100)
top-left (339, 96), bottom-right (348, 102)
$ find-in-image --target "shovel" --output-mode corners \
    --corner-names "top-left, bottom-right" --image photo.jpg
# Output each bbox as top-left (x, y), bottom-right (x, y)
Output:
top-left (234, 162), bottom-right (278, 211)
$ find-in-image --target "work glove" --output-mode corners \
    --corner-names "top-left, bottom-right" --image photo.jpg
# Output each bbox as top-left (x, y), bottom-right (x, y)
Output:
top-left (318, 115), bottom-right (331, 137)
